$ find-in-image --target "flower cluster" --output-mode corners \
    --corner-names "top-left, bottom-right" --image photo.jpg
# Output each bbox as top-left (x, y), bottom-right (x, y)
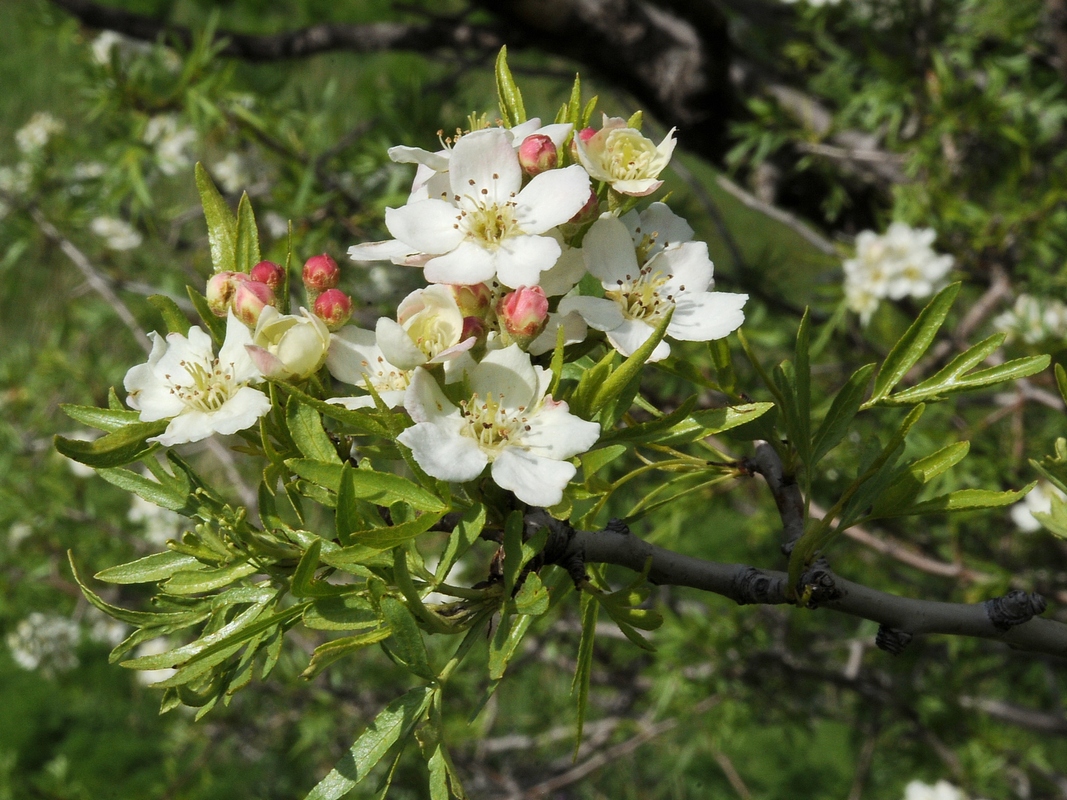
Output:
top-left (121, 103), bottom-right (748, 509)
top-left (992, 294), bottom-right (1067, 346)
top-left (843, 222), bottom-right (954, 325)
top-left (903, 780), bottom-right (986, 800)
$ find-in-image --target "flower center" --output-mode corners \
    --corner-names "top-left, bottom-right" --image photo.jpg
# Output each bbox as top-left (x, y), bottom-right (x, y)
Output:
top-left (167, 357), bottom-right (240, 413)
top-left (460, 202), bottom-right (521, 250)
top-left (605, 131), bottom-right (657, 180)
top-left (362, 356), bottom-right (411, 393)
top-left (459, 393), bottom-right (530, 457)
top-left (605, 265), bottom-right (677, 322)
top-left (407, 315), bottom-right (459, 360)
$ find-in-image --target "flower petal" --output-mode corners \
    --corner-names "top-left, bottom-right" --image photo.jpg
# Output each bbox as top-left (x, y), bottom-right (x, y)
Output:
top-left (668, 292), bottom-right (748, 342)
top-left (656, 241), bottom-right (714, 296)
top-left (404, 367), bottom-right (462, 426)
top-left (625, 202), bottom-right (693, 253)
top-left (448, 129), bottom-right (522, 207)
top-left (538, 236), bottom-right (585, 296)
top-left (610, 178), bottom-right (663, 197)
top-left (607, 319), bottom-right (670, 361)
top-left (423, 240), bottom-right (498, 285)
top-left (512, 165), bottom-right (591, 234)
top-left (522, 400), bottom-right (600, 460)
top-left (558, 296), bottom-right (624, 332)
top-left (491, 448), bottom-right (576, 507)
top-left (582, 214), bottom-right (640, 284)
top-left (388, 145), bottom-right (449, 172)
top-left (397, 422), bottom-right (488, 483)
top-left (469, 344), bottom-right (539, 408)
top-left (326, 326), bottom-right (380, 385)
top-left (494, 234), bottom-right (561, 289)
top-left (348, 239), bottom-right (421, 264)
top-left (385, 200), bottom-right (464, 254)
top-left (376, 317), bottom-right (427, 371)
top-left (528, 310), bottom-right (588, 356)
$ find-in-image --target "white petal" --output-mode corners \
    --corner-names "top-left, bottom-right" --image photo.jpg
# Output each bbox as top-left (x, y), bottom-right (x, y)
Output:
top-left (607, 319), bottom-right (670, 361)
top-left (629, 202), bottom-right (693, 252)
top-left (397, 422), bottom-right (488, 482)
top-left (348, 239), bottom-right (421, 263)
top-left (558, 296), bottom-right (624, 332)
top-left (385, 200), bottom-right (464, 254)
top-left (656, 242), bottom-right (714, 296)
top-left (423, 241), bottom-right (498, 285)
top-left (376, 317), bottom-right (428, 371)
top-left (494, 234), bottom-right (561, 289)
top-left (528, 310), bottom-right (588, 356)
top-left (531, 122), bottom-right (573, 148)
top-left (404, 367), bottom-right (462, 426)
top-left (207, 386), bottom-right (273, 434)
top-left (326, 327), bottom-right (380, 385)
top-left (388, 145), bottom-right (449, 172)
top-left (448, 129), bottom-right (522, 207)
top-left (583, 215), bottom-right (640, 284)
top-left (610, 178), bottom-right (663, 197)
top-left (219, 312), bottom-right (262, 384)
top-left (491, 448), bottom-right (576, 507)
top-left (538, 237), bottom-right (585, 296)
top-left (654, 128), bottom-right (678, 167)
top-left (512, 165), bottom-right (591, 234)
top-left (522, 401), bottom-right (600, 460)
top-left (469, 344), bottom-right (539, 408)
top-left (668, 292), bottom-right (748, 342)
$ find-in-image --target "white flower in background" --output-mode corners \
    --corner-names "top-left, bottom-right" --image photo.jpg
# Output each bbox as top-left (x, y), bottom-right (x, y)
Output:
top-left (560, 209), bottom-right (747, 362)
top-left (575, 115), bottom-right (676, 197)
top-left (397, 345), bottom-right (600, 507)
top-left (262, 211), bottom-right (289, 239)
top-left (903, 780), bottom-right (966, 800)
top-left (992, 294), bottom-right (1067, 345)
top-left (90, 216), bottom-right (142, 250)
top-left (0, 162), bottom-right (33, 220)
top-left (6, 612), bottom-right (80, 676)
top-left (390, 117), bottom-right (573, 203)
top-left (246, 306), bottom-right (331, 381)
top-left (1010, 480), bottom-right (1067, 533)
top-left (8, 521), bottom-right (33, 548)
top-left (213, 152), bottom-right (250, 194)
top-left (71, 161), bottom-right (106, 181)
top-left (781, 0), bottom-right (841, 5)
top-left (143, 114), bottom-right (197, 176)
top-left (87, 609), bottom-right (129, 648)
top-left (327, 326), bottom-right (413, 409)
top-left (124, 311), bottom-right (271, 446)
top-left (349, 127), bottom-right (591, 288)
top-left (15, 112), bottom-right (64, 154)
top-left (90, 30), bottom-right (152, 65)
top-left (844, 223), bottom-right (953, 325)
top-left (127, 494), bottom-right (185, 546)
top-left (132, 637), bottom-right (177, 685)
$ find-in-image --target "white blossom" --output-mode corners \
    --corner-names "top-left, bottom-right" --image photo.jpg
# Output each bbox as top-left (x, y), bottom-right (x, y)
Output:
top-left (212, 152), bottom-right (250, 194)
top-left (262, 211), bottom-right (290, 239)
top-left (127, 494), bottom-right (185, 546)
top-left (844, 223), bottom-right (953, 325)
top-left (903, 780), bottom-right (966, 800)
top-left (124, 311), bottom-right (271, 446)
top-left (349, 127), bottom-right (591, 288)
top-left (15, 112), bottom-right (64, 154)
top-left (1009, 480), bottom-right (1067, 533)
top-left (397, 345), bottom-right (600, 507)
top-left (560, 207), bottom-right (747, 362)
top-left (143, 115), bottom-right (197, 176)
top-left (90, 216), bottom-right (143, 250)
top-left (246, 306), bottom-right (331, 381)
top-left (6, 612), bottom-right (80, 676)
top-left (575, 115), bottom-right (676, 197)
top-left (132, 637), bottom-right (177, 686)
top-left (327, 326), bottom-right (413, 410)
top-left (992, 294), bottom-right (1067, 345)
top-left (90, 30), bottom-right (152, 65)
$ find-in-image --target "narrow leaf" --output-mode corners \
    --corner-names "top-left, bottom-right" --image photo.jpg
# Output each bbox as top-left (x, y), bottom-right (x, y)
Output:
top-left (494, 46), bottom-right (526, 127)
top-left (54, 421), bottom-right (166, 468)
top-left (148, 294), bottom-right (190, 335)
top-left (380, 597), bottom-right (435, 680)
top-left (96, 467), bottom-right (188, 512)
top-left (301, 628), bottom-right (391, 679)
top-left (811, 364), bottom-right (875, 464)
top-left (287, 396), bottom-right (340, 464)
top-left (60, 403), bottom-right (141, 433)
top-left (572, 592), bottom-right (599, 758)
top-left (195, 162), bottom-right (237, 274)
top-left (95, 551), bottom-right (200, 584)
top-left (235, 192), bottom-right (261, 273)
top-left (588, 309), bottom-right (673, 416)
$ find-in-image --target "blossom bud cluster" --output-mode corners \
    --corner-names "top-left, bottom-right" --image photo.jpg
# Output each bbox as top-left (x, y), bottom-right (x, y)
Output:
top-left (991, 294), bottom-right (1067, 346)
top-left (843, 222), bottom-right (954, 325)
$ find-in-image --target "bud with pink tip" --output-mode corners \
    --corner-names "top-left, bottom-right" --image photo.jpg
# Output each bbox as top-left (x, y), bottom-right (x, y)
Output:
top-left (461, 315), bottom-right (487, 343)
top-left (568, 189), bottom-right (600, 225)
top-left (569, 127), bottom-right (597, 162)
top-left (517, 134), bottom-right (558, 177)
top-left (302, 254), bottom-right (340, 293)
top-left (250, 260), bottom-right (286, 291)
top-left (450, 283), bottom-right (494, 318)
top-left (313, 288), bottom-right (353, 331)
top-left (232, 279), bottom-right (275, 327)
top-left (497, 285), bottom-right (549, 347)
top-left (206, 271), bottom-right (249, 317)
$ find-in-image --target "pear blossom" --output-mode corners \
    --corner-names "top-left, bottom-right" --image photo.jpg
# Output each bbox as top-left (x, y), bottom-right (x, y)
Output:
top-left (90, 216), bottom-right (143, 250)
top-left (574, 115), bottom-right (676, 196)
top-left (397, 345), bottom-right (600, 507)
top-left (992, 294), bottom-right (1067, 345)
top-left (376, 284), bottom-right (478, 370)
top-left (903, 780), bottom-right (966, 800)
top-left (15, 112), bottom-right (64, 154)
top-left (349, 127), bottom-right (591, 288)
top-left (1009, 480), bottom-right (1067, 533)
top-left (124, 312), bottom-right (271, 446)
top-left (212, 152), bottom-right (250, 193)
top-left (327, 327), bottom-right (412, 409)
top-left (246, 306), bottom-right (331, 381)
top-left (143, 115), bottom-right (197, 176)
top-left (844, 222), bottom-right (954, 325)
top-left (560, 210), bottom-right (747, 362)
top-left (6, 612), bottom-right (81, 676)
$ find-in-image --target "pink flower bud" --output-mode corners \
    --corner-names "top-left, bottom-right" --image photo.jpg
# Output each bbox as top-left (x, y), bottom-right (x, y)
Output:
top-left (250, 260), bottom-right (285, 291)
top-left (450, 283), bottom-right (494, 318)
top-left (205, 271), bottom-right (249, 317)
top-left (460, 315), bottom-right (486, 342)
top-left (517, 134), bottom-right (557, 176)
top-left (313, 288), bottom-right (353, 331)
top-left (302, 254), bottom-right (340, 292)
top-left (232, 279), bottom-right (275, 327)
top-left (570, 127), bottom-right (597, 161)
top-left (497, 286), bottom-right (549, 345)
top-left (568, 189), bottom-right (600, 224)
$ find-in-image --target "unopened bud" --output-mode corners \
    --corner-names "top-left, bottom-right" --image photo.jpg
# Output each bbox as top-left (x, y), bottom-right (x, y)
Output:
top-left (568, 189), bottom-right (600, 224)
top-left (232, 280), bottom-right (275, 327)
top-left (570, 126), bottom-right (597, 161)
top-left (517, 134), bottom-right (557, 176)
top-left (497, 286), bottom-right (549, 346)
top-left (302, 254), bottom-right (340, 292)
top-left (313, 288), bottom-right (353, 331)
top-left (450, 283), bottom-right (494, 318)
top-left (206, 271), bottom-right (248, 317)
top-left (250, 260), bottom-right (285, 291)
top-left (460, 315), bottom-right (486, 343)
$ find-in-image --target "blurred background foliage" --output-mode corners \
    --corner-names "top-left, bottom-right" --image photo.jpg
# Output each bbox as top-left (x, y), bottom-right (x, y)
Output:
top-left (3, 0), bottom-right (1067, 797)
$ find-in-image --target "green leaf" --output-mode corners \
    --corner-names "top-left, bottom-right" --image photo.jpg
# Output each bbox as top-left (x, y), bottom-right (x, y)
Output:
top-left (626, 109), bottom-right (643, 130)
top-left (287, 459), bottom-right (446, 512)
top-left (488, 611), bottom-right (536, 681)
top-left (709, 338), bottom-right (737, 395)
top-left (502, 510), bottom-right (524, 597)
top-left (866, 283), bottom-right (959, 406)
top-left (572, 591), bottom-right (599, 757)
top-left (282, 383), bottom-right (389, 436)
top-left (287, 396), bottom-right (340, 464)
top-left (54, 421), bottom-right (166, 468)
top-left (435, 503), bottom-right (485, 585)
top-left (793, 308), bottom-right (812, 462)
top-left (303, 686), bottom-right (433, 800)
top-left (1056, 364), bottom-right (1067, 406)
top-left (380, 597), bottom-right (435, 680)
top-left (811, 364), bottom-right (875, 464)
top-left (351, 511), bottom-right (444, 551)
top-left (870, 441), bottom-right (970, 517)
top-left (187, 287), bottom-right (227, 343)
top-left (1033, 494), bottom-right (1067, 539)
top-left (195, 162), bottom-right (237, 274)
top-left (60, 402), bottom-right (141, 433)
top-left (95, 551), bottom-right (201, 584)
top-left (148, 294), bottom-right (190, 335)
top-left (892, 483), bottom-right (1035, 517)
top-left (494, 46), bottom-right (526, 127)
top-left (235, 192), bottom-right (261, 273)
top-left (569, 349), bottom-right (616, 419)
top-left (618, 402), bottom-right (774, 447)
top-left (588, 309), bottom-right (673, 417)
top-left (303, 594), bottom-right (379, 631)
top-left (162, 561), bottom-right (260, 595)
top-left (292, 540), bottom-right (348, 597)
top-left (581, 445), bottom-right (627, 478)
top-left (513, 574), bottom-right (550, 616)
top-left (301, 628), bottom-right (392, 679)
top-left (96, 467), bottom-right (189, 512)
